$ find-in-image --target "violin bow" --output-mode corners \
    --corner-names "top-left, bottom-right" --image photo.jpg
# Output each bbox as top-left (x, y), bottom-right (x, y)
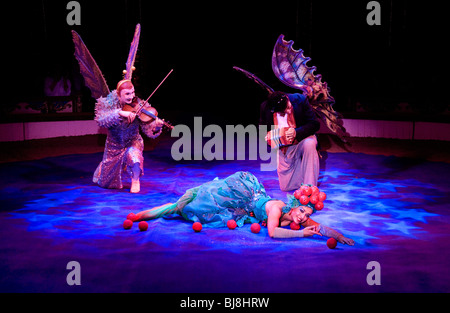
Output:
top-left (135, 69), bottom-right (174, 116)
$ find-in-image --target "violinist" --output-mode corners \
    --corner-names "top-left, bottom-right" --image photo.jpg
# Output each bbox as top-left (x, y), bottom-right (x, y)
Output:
top-left (93, 80), bottom-right (165, 193)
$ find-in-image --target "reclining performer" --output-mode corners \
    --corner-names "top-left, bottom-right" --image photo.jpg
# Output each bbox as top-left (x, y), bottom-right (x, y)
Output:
top-left (130, 171), bottom-right (354, 244)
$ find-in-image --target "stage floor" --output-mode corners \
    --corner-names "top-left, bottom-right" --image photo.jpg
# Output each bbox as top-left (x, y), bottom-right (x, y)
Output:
top-left (0, 136), bottom-right (449, 293)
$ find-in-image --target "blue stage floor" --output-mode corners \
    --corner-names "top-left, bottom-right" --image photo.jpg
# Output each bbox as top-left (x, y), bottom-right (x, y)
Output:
top-left (1, 138), bottom-right (449, 293)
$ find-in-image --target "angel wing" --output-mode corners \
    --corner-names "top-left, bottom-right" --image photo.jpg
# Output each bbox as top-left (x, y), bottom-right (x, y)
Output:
top-left (272, 34), bottom-right (347, 141)
top-left (233, 66), bottom-right (274, 95)
top-left (72, 30), bottom-right (110, 99)
top-left (123, 24), bottom-right (141, 80)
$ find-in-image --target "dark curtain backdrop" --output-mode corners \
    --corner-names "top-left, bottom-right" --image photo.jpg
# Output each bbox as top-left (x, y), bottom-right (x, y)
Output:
top-left (3, 0), bottom-right (448, 123)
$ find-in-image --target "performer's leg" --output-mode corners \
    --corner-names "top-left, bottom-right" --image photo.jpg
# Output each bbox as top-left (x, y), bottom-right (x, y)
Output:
top-left (92, 162), bottom-right (102, 184)
top-left (277, 149), bottom-right (295, 191)
top-left (277, 135), bottom-right (319, 191)
top-left (299, 136), bottom-right (320, 186)
top-left (130, 162), bottom-right (141, 193)
top-left (133, 203), bottom-right (179, 221)
top-left (132, 186), bottom-right (200, 222)
top-left (125, 144), bottom-right (144, 193)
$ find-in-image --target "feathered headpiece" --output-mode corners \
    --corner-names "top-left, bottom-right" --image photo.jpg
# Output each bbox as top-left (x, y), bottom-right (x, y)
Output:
top-left (72, 24), bottom-right (141, 100)
top-left (234, 34), bottom-right (348, 142)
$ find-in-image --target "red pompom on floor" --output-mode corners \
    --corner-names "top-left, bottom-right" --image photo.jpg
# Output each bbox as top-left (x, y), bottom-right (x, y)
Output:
top-left (227, 219), bottom-right (237, 230)
top-left (250, 223), bottom-right (261, 234)
top-left (327, 238), bottom-right (338, 249)
top-left (127, 213), bottom-right (136, 222)
top-left (192, 222), bottom-right (203, 232)
top-left (138, 221), bottom-right (148, 232)
top-left (123, 219), bottom-right (133, 230)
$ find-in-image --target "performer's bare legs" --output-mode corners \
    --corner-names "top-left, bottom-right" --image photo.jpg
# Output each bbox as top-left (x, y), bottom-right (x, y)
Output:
top-left (132, 203), bottom-right (180, 221)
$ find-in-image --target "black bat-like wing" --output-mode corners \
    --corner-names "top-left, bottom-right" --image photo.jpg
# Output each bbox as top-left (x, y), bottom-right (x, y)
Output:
top-left (233, 66), bottom-right (274, 95)
top-left (272, 35), bottom-right (348, 142)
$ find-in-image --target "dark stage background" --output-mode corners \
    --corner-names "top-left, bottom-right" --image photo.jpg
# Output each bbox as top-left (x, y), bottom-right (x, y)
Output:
top-left (3, 0), bottom-right (449, 125)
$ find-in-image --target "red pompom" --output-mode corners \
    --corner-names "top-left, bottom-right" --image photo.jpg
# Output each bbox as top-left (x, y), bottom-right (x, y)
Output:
top-left (250, 223), bottom-right (261, 234)
top-left (310, 194), bottom-right (319, 205)
top-left (192, 222), bottom-right (203, 232)
top-left (290, 222), bottom-right (301, 230)
top-left (318, 192), bottom-right (327, 202)
top-left (300, 195), bottom-right (310, 205)
top-left (299, 185), bottom-right (307, 194)
top-left (293, 189), bottom-right (302, 200)
top-left (123, 219), bottom-right (133, 230)
top-left (227, 219), bottom-right (237, 230)
top-left (127, 213), bottom-right (136, 222)
top-left (327, 238), bottom-right (338, 249)
top-left (315, 201), bottom-right (324, 211)
top-left (302, 186), bottom-right (312, 196)
top-left (138, 221), bottom-right (148, 231)
top-left (311, 186), bottom-right (320, 196)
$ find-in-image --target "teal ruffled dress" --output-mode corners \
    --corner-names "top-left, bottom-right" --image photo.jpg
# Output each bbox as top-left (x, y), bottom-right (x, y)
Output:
top-left (178, 171), bottom-right (273, 228)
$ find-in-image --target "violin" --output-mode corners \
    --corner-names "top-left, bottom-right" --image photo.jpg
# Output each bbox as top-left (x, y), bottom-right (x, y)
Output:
top-left (123, 97), bottom-right (174, 130)
top-left (122, 69), bottom-right (174, 130)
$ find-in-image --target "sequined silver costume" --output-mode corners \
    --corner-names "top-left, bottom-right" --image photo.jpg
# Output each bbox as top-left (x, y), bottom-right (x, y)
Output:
top-left (92, 90), bottom-right (162, 189)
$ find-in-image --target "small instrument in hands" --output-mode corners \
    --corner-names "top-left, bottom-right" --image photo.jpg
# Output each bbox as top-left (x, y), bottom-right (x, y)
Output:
top-left (123, 69), bottom-right (174, 130)
top-left (266, 127), bottom-right (294, 148)
top-left (123, 98), bottom-right (173, 130)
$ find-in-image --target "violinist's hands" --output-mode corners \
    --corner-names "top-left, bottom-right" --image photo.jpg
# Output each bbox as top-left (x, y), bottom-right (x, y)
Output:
top-left (119, 110), bottom-right (137, 124)
top-left (155, 118), bottom-right (164, 129)
top-left (127, 112), bottom-right (137, 124)
top-left (150, 118), bottom-right (164, 135)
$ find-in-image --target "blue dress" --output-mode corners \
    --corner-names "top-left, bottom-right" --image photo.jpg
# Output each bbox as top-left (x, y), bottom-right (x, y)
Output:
top-left (179, 172), bottom-right (273, 228)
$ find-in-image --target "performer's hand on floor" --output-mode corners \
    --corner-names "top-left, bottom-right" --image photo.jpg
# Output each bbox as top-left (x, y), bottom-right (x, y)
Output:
top-left (338, 236), bottom-right (355, 246)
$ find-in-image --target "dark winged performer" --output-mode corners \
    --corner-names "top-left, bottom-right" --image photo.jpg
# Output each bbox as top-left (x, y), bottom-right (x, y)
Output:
top-left (234, 35), bottom-right (347, 191)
